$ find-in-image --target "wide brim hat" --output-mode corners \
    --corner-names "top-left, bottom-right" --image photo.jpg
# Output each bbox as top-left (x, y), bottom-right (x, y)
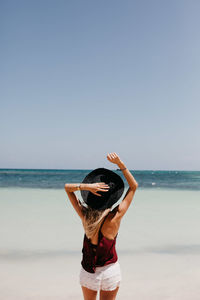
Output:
top-left (81, 168), bottom-right (124, 210)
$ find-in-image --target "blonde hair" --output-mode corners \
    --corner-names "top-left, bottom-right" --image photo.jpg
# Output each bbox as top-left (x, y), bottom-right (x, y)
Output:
top-left (81, 205), bottom-right (111, 239)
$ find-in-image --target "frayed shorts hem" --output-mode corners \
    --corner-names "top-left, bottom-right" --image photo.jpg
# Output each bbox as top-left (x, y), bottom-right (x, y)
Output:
top-left (79, 261), bottom-right (121, 292)
top-left (81, 282), bottom-right (120, 292)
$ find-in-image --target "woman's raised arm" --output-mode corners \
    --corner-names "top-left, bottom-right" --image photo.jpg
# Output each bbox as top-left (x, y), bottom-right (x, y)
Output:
top-left (107, 152), bottom-right (138, 217)
top-left (107, 153), bottom-right (138, 190)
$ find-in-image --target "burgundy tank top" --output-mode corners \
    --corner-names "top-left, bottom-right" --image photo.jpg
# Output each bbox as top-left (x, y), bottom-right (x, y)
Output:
top-left (81, 220), bottom-right (118, 273)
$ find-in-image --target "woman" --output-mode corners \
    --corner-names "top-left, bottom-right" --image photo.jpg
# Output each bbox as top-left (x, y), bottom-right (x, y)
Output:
top-left (65, 152), bottom-right (138, 300)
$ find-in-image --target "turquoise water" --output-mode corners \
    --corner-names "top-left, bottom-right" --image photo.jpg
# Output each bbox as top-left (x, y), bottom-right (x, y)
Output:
top-left (1, 187), bottom-right (199, 256)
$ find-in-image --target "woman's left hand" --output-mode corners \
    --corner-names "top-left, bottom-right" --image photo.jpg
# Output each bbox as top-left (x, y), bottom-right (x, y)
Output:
top-left (88, 182), bottom-right (110, 197)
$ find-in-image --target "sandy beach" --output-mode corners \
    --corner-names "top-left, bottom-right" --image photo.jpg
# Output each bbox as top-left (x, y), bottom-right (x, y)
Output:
top-left (1, 252), bottom-right (200, 299)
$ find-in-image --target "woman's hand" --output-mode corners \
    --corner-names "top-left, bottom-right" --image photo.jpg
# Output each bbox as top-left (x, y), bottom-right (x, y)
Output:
top-left (88, 182), bottom-right (110, 197)
top-left (107, 152), bottom-right (122, 165)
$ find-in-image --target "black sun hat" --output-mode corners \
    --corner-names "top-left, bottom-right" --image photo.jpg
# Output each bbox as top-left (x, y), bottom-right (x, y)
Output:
top-left (81, 168), bottom-right (124, 210)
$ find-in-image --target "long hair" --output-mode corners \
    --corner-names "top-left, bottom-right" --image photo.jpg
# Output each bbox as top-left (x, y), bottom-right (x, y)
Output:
top-left (80, 204), bottom-right (111, 239)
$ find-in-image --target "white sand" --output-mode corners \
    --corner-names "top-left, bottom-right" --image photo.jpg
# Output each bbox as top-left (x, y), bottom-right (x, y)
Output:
top-left (1, 252), bottom-right (200, 300)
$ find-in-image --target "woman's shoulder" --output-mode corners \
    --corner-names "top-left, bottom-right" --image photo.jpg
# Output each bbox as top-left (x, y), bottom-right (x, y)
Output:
top-left (107, 205), bottom-right (124, 223)
top-left (110, 205), bottom-right (119, 214)
top-left (105, 205), bottom-right (121, 223)
top-left (108, 205), bottom-right (121, 219)
top-left (101, 207), bottom-right (121, 239)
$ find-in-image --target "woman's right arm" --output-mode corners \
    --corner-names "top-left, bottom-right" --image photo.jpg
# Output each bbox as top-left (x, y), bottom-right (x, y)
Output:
top-left (107, 153), bottom-right (138, 217)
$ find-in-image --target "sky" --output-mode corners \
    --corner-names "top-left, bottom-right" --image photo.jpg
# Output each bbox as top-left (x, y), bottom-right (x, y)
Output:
top-left (1, 0), bottom-right (200, 170)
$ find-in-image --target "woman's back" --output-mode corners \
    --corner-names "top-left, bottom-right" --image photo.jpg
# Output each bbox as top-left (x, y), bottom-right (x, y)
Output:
top-left (81, 212), bottom-right (119, 274)
top-left (89, 209), bottom-right (121, 245)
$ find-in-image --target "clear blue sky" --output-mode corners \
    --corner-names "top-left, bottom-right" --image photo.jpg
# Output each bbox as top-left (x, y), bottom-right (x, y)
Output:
top-left (1, 0), bottom-right (200, 170)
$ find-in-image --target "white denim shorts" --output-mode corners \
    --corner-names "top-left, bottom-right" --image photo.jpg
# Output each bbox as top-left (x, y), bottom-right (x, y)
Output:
top-left (79, 261), bottom-right (121, 291)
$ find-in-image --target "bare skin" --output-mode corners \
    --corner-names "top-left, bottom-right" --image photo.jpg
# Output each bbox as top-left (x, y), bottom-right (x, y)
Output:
top-left (65, 152), bottom-right (138, 300)
top-left (81, 286), bottom-right (119, 300)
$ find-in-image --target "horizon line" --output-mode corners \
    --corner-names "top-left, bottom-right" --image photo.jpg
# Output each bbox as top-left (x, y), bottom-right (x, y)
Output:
top-left (0, 168), bottom-right (200, 172)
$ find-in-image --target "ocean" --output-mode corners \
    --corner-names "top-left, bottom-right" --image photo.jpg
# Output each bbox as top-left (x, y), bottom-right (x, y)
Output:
top-left (1, 169), bottom-right (200, 190)
top-left (0, 169), bottom-right (200, 299)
